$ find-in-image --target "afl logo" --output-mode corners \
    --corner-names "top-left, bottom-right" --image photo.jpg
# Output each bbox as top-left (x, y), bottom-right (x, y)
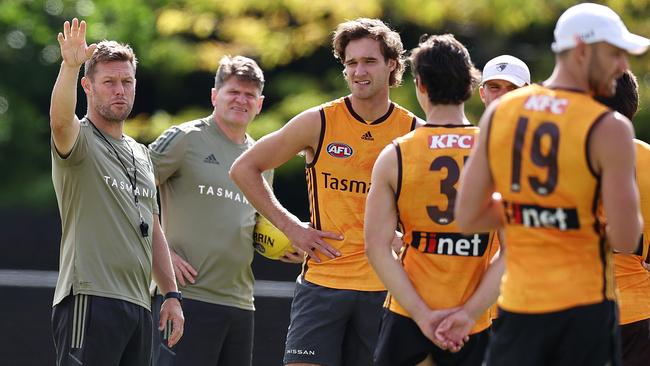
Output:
top-left (327, 142), bottom-right (353, 158)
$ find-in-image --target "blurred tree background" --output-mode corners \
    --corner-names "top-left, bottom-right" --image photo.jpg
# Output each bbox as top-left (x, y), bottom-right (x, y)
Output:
top-left (0, 0), bottom-right (649, 214)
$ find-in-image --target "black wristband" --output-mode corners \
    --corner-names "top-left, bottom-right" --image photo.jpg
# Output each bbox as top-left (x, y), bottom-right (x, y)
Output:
top-left (163, 291), bottom-right (182, 305)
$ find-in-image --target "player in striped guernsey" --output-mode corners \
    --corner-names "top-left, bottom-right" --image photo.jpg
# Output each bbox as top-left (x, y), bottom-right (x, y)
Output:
top-left (596, 70), bottom-right (650, 366)
top-left (366, 33), bottom-right (502, 366)
top-left (231, 18), bottom-right (421, 366)
top-left (455, 3), bottom-right (647, 365)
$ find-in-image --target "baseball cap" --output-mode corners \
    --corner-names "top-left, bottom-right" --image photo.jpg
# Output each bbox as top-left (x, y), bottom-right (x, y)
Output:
top-left (551, 3), bottom-right (649, 55)
top-left (481, 55), bottom-right (531, 87)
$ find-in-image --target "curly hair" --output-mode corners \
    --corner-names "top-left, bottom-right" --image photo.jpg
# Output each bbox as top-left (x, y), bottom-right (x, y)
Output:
top-left (332, 18), bottom-right (405, 87)
top-left (595, 70), bottom-right (639, 120)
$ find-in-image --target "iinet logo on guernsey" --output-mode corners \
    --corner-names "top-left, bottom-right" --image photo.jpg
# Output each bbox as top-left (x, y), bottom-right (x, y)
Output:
top-left (523, 94), bottom-right (569, 114)
top-left (411, 232), bottom-right (489, 257)
top-left (503, 201), bottom-right (580, 231)
top-left (428, 134), bottom-right (474, 149)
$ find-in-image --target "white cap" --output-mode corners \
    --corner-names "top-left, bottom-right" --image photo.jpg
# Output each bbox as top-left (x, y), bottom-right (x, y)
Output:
top-left (481, 55), bottom-right (531, 87)
top-left (552, 3), bottom-right (649, 55)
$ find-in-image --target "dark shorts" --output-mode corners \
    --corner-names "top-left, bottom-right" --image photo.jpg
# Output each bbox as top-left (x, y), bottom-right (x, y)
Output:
top-left (620, 318), bottom-right (650, 366)
top-left (374, 309), bottom-right (489, 366)
top-left (51, 293), bottom-right (152, 366)
top-left (283, 277), bottom-right (386, 366)
top-left (151, 295), bottom-right (254, 366)
top-left (486, 301), bottom-right (621, 366)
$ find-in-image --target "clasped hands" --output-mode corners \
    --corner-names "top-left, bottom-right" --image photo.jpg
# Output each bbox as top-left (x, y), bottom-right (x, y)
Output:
top-left (414, 306), bottom-right (477, 353)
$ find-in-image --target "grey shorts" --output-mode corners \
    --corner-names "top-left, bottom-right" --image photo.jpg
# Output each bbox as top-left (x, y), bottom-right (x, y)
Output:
top-left (283, 277), bottom-right (386, 366)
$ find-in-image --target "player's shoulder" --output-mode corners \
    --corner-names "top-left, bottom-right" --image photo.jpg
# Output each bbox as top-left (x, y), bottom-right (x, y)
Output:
top-left (501, 83), bottom-right (539, 103)
top-left (594, 110), bottom-right (634, 137)
top-left (321, 96), bottom-right (346, 110)
top-left (635, 138), bottom-right (650, 157)
top-left (288, 104), bottom-right (325, 128)
top-left (635, 138), bottom-right (650, 149)
top-left (391, 101), bottom-right (420, 124)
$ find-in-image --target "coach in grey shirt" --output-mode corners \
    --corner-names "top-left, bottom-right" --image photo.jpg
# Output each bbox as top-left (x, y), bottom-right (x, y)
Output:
top-left (150, 55), bottom-right (290, 366)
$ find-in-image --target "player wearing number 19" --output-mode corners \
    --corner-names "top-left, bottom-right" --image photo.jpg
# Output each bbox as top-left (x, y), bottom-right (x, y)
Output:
top-left (365, 34), bottom-right (501, 366)
top-left (456, 3), bottom-right (648, 366)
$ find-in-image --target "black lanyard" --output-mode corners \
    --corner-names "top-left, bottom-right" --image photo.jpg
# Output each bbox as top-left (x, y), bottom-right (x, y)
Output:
top-left (88, 118), bottom-right (149, 237)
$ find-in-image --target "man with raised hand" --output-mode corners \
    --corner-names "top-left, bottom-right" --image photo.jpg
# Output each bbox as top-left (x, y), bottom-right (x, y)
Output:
top-left (49, 18), bottom-right (183, 366)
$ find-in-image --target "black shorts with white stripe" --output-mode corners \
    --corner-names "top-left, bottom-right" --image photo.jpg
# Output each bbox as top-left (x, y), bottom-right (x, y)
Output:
top-left (51, 293), bottom-right (152, 366)
top-left (151, 295), bottom-right (254, 366)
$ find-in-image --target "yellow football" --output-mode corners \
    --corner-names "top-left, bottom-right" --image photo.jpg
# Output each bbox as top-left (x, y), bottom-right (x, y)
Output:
top-left (253, 215), bottom-right (295, 259)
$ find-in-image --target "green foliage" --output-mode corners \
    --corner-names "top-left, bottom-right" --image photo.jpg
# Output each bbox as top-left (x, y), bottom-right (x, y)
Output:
top-left (1, 0), bottom-right (649, 208)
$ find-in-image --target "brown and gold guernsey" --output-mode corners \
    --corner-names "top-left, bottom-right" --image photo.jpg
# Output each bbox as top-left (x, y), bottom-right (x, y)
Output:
top-left (305, 96), bottom-right (417, 290)
top-left (388, 125), bottom-right (498, 334)
top-left (615, 139), bottom-right (650, 325)
top-left (488, 84), bottom-right (614, 314)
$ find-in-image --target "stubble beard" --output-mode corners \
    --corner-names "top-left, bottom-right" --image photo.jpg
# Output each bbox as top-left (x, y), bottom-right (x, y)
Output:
top-left (587, 52), bottom-right (616, 98)
top-left (95, 100), bottom-right (133, 123)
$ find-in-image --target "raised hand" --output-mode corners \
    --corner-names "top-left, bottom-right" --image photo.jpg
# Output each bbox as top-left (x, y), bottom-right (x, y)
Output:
top-left (57, 18), bottom-right (97, 68)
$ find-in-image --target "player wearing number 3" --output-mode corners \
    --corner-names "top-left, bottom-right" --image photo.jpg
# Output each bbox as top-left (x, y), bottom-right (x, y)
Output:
top-left (365, 34), bottom-right (502, 366)
top-left (454, 3), bottom-right (648, 366)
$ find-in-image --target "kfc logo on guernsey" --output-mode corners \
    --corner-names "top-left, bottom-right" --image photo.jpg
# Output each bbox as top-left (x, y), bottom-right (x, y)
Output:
top-left (410, 231), bottom-right (490, 257)
top-left (523, 95), bottom-right (569, 114)
top-left (428, 134), bottom-right (475, 149)
top-left (503, 201), bottom-right (580, 231)
top-left (327, 142), bottom-right (353, 158)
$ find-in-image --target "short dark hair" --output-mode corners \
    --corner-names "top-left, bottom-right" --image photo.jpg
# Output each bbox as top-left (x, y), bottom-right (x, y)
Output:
top-left (214, 55), bottom-right (265, 93)
top-left (410, 34), bottom-right (480, 105)
top-left (84, 40), bottom-right (137, 80)
top-left (332, 18), bottom-right (405, 87)
top-left (594, 70), bottom-right (639, 120)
